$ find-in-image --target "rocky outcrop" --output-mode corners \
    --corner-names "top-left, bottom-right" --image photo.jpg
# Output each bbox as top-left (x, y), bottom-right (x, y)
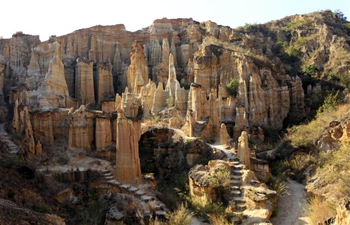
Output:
top-left (25, 36), bottom-right (69, 110)
top-left (139, 80), bottom-right (156, 118)
top-left (188, 160), bottom-right (230, 205)
top-left (94, 62), bottom-right (114, 103)
top-left (75, 57), bottom-right (94, 106)
top-left (3, 16), bottom-right (328, 144)
top-left (220, 123), bottom-right (230, 145)
top-left (151, 82), bottom-right (166, 116)
top-left (115, 105), bottom-right (142, 184)
top-left (127, 41), bottom-right (148, 94)
top-left (316, 116), bottom-right (350, 152)
top-left (335, 201), bottom-right (350, 225)
top-left (0, 64), bottom-right (7, 121)
top-left (95, 116), bottom-right (113, 151)
top-left (237, 131), bottom-right (251, 169)
top-left (68, 105), bottom-right (94, 150)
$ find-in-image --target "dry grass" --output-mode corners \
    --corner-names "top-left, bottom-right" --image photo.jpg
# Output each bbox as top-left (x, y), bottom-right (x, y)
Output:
top-left (148, 203), bottom-right (193, 225)
top-left (209, 214), bottom-right (234, 225)
top-left (287, 100), bottom-right (350, 148)
top-left (307, 195), bottom-right (336, 225)
top-left (167, 203), bottom-right (193, 225)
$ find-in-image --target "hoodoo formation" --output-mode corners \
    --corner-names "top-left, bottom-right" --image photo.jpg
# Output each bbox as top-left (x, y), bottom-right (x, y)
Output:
top-left (1, 9), bottom-right (350, 224)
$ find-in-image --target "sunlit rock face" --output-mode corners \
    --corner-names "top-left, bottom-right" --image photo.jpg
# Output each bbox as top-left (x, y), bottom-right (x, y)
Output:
top-left (115, 105), bottom-right (142, 184)
top-left (2, 15), bottom-right (328, 183)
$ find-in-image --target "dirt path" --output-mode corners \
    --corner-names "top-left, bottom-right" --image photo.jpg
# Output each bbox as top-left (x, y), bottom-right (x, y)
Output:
top-left (270, 179), bottom-right (310, 225)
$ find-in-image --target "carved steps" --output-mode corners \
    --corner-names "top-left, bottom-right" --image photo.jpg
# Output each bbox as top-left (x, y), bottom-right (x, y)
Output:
top-left (236, 203), bottom-right (247, 211)
top-left (231, 189), bottom-right (242, 197)
top-left (0, 135), bottom-right (21, 154)
top-left (100, 169), bottom-right (168, 217)
top-left (229, 158), bottom-right (247, 213)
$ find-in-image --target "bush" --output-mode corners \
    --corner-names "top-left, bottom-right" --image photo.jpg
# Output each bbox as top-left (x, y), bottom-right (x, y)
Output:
top-left (209, 165), bottom-right (230, 188)
top-left (332, 9), bottom-right (347, 21)
top-left (181, 83), bottom-right (191, 90)
top-left (316, 90), bottom-right (340, 115)
top-left (339, 72), bottom-right (350, 90)
top-left (209, 214), bottom-right (233, 225)
top-left (303, 65), bottom-right (319, 76)
top-left (33, 203), bottom-right (51, 213)
top-left (166, 96), bottom-right (175, 107)
top-left (167, 203), bottom-right (193, 225)
top-left (226, 79), bottom-right (239, 96)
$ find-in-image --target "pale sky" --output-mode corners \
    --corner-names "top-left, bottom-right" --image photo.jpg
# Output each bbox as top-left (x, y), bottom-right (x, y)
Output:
top-left (2, 0), bottom-right (349, 41)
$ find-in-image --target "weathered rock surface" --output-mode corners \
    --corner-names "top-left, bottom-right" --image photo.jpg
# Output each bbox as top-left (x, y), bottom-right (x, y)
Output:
top-left (1, 10), bottom-right (350, 225)
top-left (95, 62), bottom-right (114, 103)
top-left (127, 41), bottom-right (148, 94)
top-left (237, 131), bottom-right (251, 169)
top-left (188, 160), bottom-right (230, 204)
top-left (2, 15), bottom-right (327, 140)
top-left (115, 105), bottom-right (142, 184)
top-left (75, 57), bottom-right (94, 106)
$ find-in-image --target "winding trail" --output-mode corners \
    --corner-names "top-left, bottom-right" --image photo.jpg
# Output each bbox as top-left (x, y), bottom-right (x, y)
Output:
top-left (270, 179), bottom-right (310, 225)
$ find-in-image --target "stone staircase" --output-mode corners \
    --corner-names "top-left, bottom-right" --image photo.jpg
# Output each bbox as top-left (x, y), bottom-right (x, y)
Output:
top-left (229, 157), bottom-right (247, 212)
top-left (100, 169), bottom-right (168, 218)
top-left (0, 123), bottom-right (21, 154)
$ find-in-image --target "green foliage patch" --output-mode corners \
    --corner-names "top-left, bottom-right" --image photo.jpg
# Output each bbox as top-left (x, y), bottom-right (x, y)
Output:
top-left (226, 78), bottom-right (239, 96)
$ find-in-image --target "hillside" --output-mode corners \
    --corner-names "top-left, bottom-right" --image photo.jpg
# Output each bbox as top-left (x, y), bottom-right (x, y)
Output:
top-left (0, 9), bottom-right (349, 225)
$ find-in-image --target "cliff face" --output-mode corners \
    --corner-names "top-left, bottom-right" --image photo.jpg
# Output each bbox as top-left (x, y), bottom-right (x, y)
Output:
top-left (2, 10), bottom-right (350, 180)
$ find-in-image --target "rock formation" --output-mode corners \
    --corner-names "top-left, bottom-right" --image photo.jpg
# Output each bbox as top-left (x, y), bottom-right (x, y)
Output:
top-left (127, 41), bottom-right (148, 94)
top-left (75, 58), bottom-right (94, 106)
top-left (220, 123), bottom-right (230, 145)
top-left (115, 105), bottom-right (142, 184)
top-left (188, 160), bottom-right (230, 205)
top-left (68, 105), bottom-right (94, 150)
top-left (1, 10), bottom-right (350, 224)
top-left (237, 131), bottom-right (250, 169)
top-left (95, 116), bottom-right (113, 151)
top-left (94, 62), bottom-right (114, 103)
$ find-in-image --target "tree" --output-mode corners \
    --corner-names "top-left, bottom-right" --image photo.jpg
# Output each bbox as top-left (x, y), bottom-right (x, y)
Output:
top-left (226, 78), bottom-right (239, 96)
top-left (333, 9), bottom-right (347, 21)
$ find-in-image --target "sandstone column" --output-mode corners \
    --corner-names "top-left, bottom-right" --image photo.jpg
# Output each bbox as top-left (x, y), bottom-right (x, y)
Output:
top-left (220, 123), bottom-right (230, 145)
top-left (115, 105), bottom-right (141, 184)
top-left (95, 62), bottom-right (114, 103)
top-left (237, 131), bottom-right (250, 169)
top-left (75, 57), bottom-right (94, 105)
top-left (95, 116), bottom-right (112, 151)
top-left (127, 41), bottom-right (148, 94)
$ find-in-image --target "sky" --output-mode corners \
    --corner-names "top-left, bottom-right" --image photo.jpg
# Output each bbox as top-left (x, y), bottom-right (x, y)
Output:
top-left (2, 0), bottom-right (349, 41)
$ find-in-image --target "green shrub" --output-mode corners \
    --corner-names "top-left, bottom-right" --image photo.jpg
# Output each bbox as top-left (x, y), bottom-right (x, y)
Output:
top-left (303, 65), bottom-right (319, 76)
top-left (181, 83), bottom-right (191, 90)
top-left (339, 71), bottom-right (350, 90)
top-left (209, 165), bottom-right (230, 188)
top-left (226, 79), bottom-right (239, 96)
top-left (316, 90), bottom-right (340, 115)
top-left (33, 203), bottom-right (51, 213)
top-left (166, 96), bottom-right (175, 107)
top-left (332, 9), bottom-right (347, 20)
